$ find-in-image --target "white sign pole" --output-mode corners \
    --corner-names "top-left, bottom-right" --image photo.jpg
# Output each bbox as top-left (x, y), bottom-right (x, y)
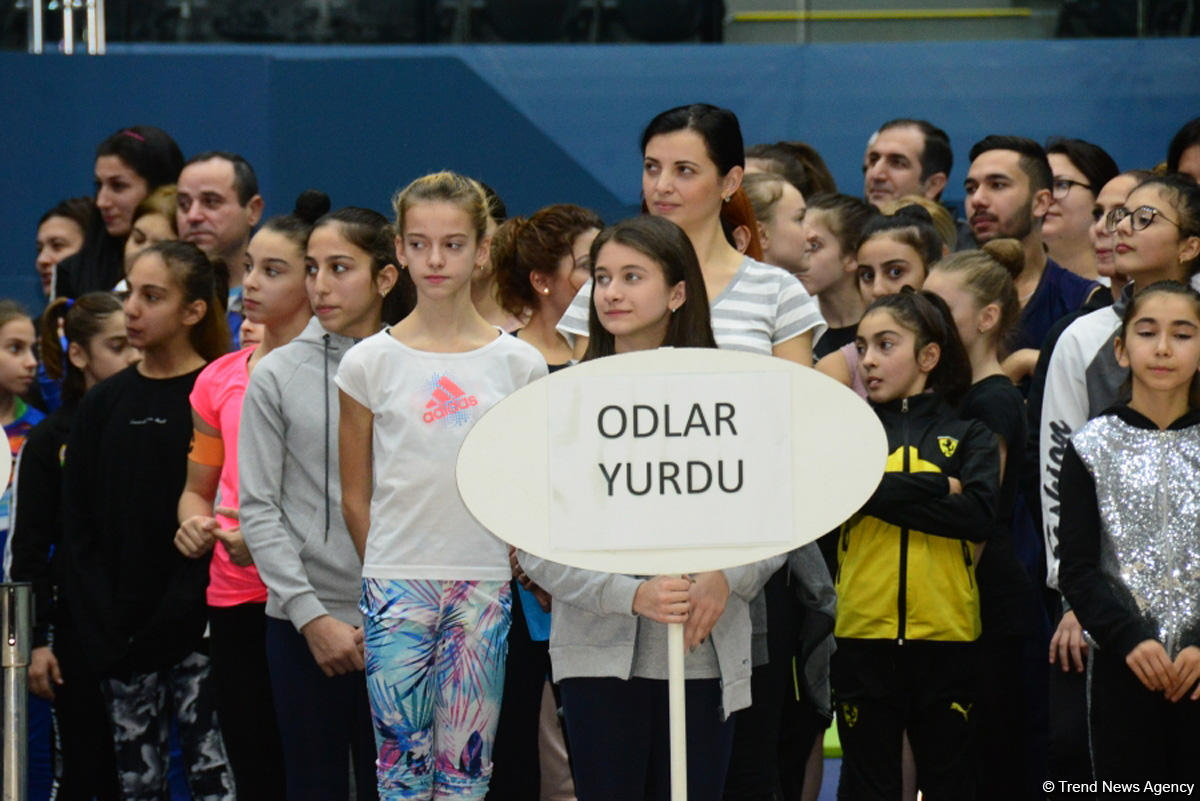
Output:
top-left (668, 620), bottom-right (687, 801)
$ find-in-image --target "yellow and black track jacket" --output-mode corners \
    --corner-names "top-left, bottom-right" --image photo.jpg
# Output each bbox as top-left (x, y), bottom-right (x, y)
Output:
top-left (836, 393), bottom-right (1000, 643)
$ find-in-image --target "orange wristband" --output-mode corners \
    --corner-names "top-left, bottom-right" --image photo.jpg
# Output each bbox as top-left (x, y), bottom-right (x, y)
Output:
top-left (188, 429), bottom-right (224, 467)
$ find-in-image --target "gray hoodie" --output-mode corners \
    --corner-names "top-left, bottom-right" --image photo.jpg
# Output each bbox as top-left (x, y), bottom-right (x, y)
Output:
top-left (518, 551), bottom-right (785, 719)
top-left (240, 317), bottom-right (363, 631)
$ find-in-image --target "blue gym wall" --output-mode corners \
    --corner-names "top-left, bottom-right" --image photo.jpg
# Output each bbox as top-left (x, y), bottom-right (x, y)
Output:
top-left (3, 38), bottom-right (1199, 310)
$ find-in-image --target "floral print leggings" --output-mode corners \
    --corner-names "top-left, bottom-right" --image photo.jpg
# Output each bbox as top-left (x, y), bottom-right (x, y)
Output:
top-left (361, 578), bottom-right (512, 800)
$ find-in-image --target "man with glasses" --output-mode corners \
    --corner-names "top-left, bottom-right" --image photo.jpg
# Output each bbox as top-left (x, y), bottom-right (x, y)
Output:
top-left (964, 135), bottom-right (1102, 358)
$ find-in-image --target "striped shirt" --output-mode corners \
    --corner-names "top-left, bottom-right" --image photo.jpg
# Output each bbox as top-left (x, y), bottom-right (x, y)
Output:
top-left (556, 255), bottom-right (826, 356)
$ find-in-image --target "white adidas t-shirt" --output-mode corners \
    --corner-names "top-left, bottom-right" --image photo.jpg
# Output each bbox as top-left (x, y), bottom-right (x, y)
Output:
top-left (335, 329), bottom-right (548, 581)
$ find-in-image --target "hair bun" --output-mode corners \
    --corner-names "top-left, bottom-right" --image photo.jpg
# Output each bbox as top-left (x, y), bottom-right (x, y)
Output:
top-left (892, 203), bottom-right (934, 225)
top-left (293, 189), bottom-right (331, 225)
top-left (982, 238), bottom-right (1024, 280)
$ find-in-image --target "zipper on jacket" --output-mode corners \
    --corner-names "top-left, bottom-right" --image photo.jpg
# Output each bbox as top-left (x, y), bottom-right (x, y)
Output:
top-left (961, 541), bottom-right (974, 589)
top-left (1160, 438), bottom-right (1176, 657)
top-left (836, 523), bottom-right (849, 584)
top-left (898, 397), bottom-right (910, 645)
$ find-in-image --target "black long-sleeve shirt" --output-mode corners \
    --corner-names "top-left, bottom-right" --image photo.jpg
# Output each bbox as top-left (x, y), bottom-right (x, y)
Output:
top-left (61, 364), bottom-right (209, 677)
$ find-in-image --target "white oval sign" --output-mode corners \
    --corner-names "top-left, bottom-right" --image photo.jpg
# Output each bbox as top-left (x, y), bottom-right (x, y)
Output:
top-left (456, 347), bottom-right (887, 575)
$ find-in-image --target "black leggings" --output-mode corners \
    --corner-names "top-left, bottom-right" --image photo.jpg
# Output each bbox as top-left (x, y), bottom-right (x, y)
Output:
top-left (486, 582), bottom-right (552, 800)
top-left (47, 614), bottom-right (121, 800)
top-left (1090, 650), bottom-right (1200, 783)
top-left (209, 602), bottom-right (285, 801)
top-left (265, 616), bottom-right (377, 801)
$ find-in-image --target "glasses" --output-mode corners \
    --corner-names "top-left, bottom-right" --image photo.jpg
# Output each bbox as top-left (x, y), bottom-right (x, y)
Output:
top-left (1105, 205), bottom-right (1182, 233)
top-left (1052, 178), bottom-right (1092, 200)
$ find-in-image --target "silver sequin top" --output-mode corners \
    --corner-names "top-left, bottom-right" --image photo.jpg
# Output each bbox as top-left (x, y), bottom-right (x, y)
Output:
top-left (1073, 415), bottom-right (1200, 658)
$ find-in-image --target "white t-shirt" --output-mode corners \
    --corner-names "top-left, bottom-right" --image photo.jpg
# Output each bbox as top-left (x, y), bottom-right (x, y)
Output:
top-left (335, 329), bottom-right (548, 581)
top-left (557, 255), bottom-right (826, 356)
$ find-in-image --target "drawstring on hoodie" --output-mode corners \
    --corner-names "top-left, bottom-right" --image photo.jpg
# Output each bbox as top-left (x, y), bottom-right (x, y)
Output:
top-left (323, 333), bottom-right (331, 541)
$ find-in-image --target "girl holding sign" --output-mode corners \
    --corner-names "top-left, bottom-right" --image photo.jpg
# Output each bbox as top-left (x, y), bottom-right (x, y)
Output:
top-left (558, 102), bottom-right (830, 800)
top-left (1058, 281), bottom-right (1200, 783)
top-left (835, 289), bottom-right (999, 800)
top-left (337, 171), bottom-right (547, 800)
top-left (523, 215), bottom-right (783, 801)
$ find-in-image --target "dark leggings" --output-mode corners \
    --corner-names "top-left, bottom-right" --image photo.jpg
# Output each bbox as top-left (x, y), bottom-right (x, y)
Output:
top-left (486, 582), bottom-right (551, 800)
top-left (47, 615), bottom-right (121, 800)
top-left (560, 676), bottom-right (735, 801)
top-left (265, 616), bottom-right (378, 801)
top-left (1090, 650), bottom-right (1200, 783)
top-left (209, 602), bottom-right (285, 801)
top-left (723, 566), bottom-right (823, 801)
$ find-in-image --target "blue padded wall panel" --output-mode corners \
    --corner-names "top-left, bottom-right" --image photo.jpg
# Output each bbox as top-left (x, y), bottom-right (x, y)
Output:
top-left (3, 39), bottom-right (1199, 311)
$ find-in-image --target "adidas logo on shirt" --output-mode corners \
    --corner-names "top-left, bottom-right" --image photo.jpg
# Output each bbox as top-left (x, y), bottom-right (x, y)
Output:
top-left (423, 376), bottom-right (479, 424)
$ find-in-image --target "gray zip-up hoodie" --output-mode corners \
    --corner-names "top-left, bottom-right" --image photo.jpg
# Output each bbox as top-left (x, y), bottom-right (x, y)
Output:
top-left (240, 317), bottom-right (362, 631)
top-left (518, 551), bottom-right (786, 719)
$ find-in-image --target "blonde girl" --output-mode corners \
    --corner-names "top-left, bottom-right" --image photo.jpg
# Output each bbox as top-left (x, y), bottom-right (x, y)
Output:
top-left (337, 172), bottom-right (546, 800)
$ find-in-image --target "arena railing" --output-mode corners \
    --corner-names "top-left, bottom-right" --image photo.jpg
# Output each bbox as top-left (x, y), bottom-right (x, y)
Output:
top-left (18, 0), bottom-right (105, 54)
top-left (1, 583), bottom-right (32, 801)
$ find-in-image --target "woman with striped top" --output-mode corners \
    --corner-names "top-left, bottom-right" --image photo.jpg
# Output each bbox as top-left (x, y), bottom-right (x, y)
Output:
top-left (557, 103), bottom-right (825, 362)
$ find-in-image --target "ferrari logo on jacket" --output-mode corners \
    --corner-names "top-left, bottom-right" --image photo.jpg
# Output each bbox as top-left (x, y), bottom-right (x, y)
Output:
top-left (938, 436), bottom-right (958, 458)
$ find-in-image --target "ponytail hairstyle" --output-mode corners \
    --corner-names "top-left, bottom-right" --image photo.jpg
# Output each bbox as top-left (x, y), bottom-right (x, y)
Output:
top-left (135, 241), bottom-right (230, 362)
top-left (929, 238), bottom-right (1024, 353)
top-left (1130, 173), bottom-right (1200, 278)
top-left (94, 126), bottom-right (184, 192)
top-left (804, 193), bottom-right (875, 257)
top-left (584, 216), bottom-right (716, 360)
top-left (642, 104), bottom-right (744, 176)
top-left (641, 104), bottom-right (762, 258)
top-left (745, 141), bottom-right (838, 197)
top-left (316, 206), bottom-right (414, 325)
top-left (0, 301), bottom-right (31, 335)
top-left (39, 196), bottom-right (94, 235)
top-left (132, 184), bottom-right (179, 233)
top-left (1118, 280), bottom-right (1200, 404)
top-left (1121, 280), bottom-right (1200, 339)
top-left (40, 292), bottom-right (124, 405)
top-left (877, 195), bottom-right (957, 254)
top-left (478, 181), bottom-right (508, 225)
top-left (863, 289), bottom-right (972, 404)
top-left (719, 188), bottom-right (764, 261)
top-left (392, 171), bottom-right (491, 244)
top-left (858, 204), bottom-right (944, 271)
top-left (492, 204), bottom-right (604, 318)
top-left (742, 172), bottom-right (788, 226)
top-left (261, 189), bottom-right (331, 251)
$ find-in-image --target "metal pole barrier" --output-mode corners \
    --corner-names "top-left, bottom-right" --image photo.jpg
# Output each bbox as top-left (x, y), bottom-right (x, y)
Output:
top-left (62, 0), bottom-right (74, 54)
top-left (95, 0), bottom-right (105, 54)
top-left (25, 0), bottom-right (44, 54)
top-left (85, 0), bottom-right (96, 53)
top-left (1, 583), bottom-right (32, 801)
